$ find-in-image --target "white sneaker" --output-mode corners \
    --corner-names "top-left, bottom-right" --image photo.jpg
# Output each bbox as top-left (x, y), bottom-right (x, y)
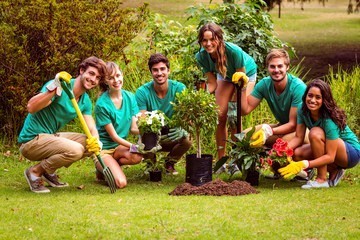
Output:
top-left (301, 180), bottom-right (329, 189)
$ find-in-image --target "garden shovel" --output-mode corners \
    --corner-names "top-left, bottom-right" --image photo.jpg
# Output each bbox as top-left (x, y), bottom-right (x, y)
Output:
top-left (235, 81), bottom-right (244, 134)
top-left (58, 72), bottom-right (117, 193)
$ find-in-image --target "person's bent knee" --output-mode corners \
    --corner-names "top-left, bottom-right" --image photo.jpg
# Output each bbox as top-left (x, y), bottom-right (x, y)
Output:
top-left (309, 127), bottom-right (325, 142)
top-left (129, 154), bottom-right (143, 165)
top-left (116, 179), bottom-right (127, 189)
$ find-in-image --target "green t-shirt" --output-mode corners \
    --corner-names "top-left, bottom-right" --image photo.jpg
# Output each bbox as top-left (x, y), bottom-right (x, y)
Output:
top-left (195, 42), bottom-right (257, 79)
top-left (18, 79), bottom-right (92, 143)
top-left (135, 80), bottom-right (186, 118)
top-left (95, 90), bottom-right (139, 150)
top-left (251, 74), bottom-right (306, 124)
top-left (297, 107), bottom-right (360, 150)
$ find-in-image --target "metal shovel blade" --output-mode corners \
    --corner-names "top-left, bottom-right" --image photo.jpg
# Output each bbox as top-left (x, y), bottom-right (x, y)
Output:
top-left (103, 167), bottom-right (116, 193)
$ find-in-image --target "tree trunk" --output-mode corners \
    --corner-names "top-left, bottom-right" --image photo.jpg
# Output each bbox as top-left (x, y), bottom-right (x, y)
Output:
top-left (196, 128), bottom-right (201, 158)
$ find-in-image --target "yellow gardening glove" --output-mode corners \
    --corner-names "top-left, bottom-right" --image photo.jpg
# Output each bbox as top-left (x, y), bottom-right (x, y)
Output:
top-left (46, 71), bottom-right (72, 96)
top-left (250, 124), bottom-right (273, 148)
top-left (86, 137), bottom-right (102, 155)
top-left (232, 72), bottom-right (249, 89)
top-left (278, 160), bottom-right (309, 179)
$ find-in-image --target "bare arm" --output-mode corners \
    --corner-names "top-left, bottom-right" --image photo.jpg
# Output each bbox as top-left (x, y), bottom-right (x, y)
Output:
top-left (130, 116), bottom-right (140, 135)
top-left (104, 123), bottom-right (132, 148)
top-left (288, 123), bottom-right (306, 150)
top-left (27, 90), bottom-right (56, 114)
top-left (83, 115), bottom-right (99, 139)
top-left (272, 106), bottom-right (298, 135)
top-left (241, 94), bottom-right (261, 115)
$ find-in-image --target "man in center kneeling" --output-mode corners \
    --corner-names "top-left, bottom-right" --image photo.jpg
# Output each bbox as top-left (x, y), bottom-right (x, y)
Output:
top-left (135, 53), bottom-right (192, 175)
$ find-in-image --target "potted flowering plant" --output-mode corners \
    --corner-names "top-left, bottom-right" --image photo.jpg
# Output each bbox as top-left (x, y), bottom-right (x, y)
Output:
top-left (136, 110), bottom-right (168, 150)
top-left (260, 138), bottom-right (292, 174)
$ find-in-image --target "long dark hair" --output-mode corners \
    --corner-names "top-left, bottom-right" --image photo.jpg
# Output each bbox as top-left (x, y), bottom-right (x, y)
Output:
top-left (197, 22), bottom-right (227, 78)
top-left (302, 79), bottom-right (347, 131)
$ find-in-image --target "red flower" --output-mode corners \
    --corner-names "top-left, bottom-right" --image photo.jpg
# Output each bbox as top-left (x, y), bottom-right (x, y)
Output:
top-left (260, 138), bottom-right (293, 171)
top-left (286, 148), bottom-right (294, 157)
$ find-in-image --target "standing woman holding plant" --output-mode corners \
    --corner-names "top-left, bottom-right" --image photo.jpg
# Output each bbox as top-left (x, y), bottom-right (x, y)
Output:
top-left (279, 79), bottom-right (360, 188)
top-left (95, 62), bottom-right (143, 189)
top-left (195, 22), bottom-right (257, 160)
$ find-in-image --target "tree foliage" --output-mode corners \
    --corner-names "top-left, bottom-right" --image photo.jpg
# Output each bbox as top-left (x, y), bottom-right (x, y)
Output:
top-left (0, 0), bottom-right (149, 142)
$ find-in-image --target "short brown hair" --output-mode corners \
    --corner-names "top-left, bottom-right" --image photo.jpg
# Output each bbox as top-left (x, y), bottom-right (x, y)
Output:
top-left (148, 53), bottom-right (170, 71)
top-left (265, 49), bottom-right (290, 67)
top-left (78, 56), bottom-right (107, 82)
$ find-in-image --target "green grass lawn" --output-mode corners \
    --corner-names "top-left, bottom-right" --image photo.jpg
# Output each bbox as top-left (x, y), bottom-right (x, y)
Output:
top-left (1, 150), bottom-right (359, 239)
top-left (1, 1), bottom-right (359, 239)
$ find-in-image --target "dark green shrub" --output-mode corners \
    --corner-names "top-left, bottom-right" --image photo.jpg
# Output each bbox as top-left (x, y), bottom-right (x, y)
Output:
top-left (0, 0), bottom-right (149, 142)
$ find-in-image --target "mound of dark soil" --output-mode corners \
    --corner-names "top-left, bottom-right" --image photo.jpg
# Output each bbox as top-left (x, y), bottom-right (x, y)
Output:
top-left (169, 179), bottom-right (259, 196)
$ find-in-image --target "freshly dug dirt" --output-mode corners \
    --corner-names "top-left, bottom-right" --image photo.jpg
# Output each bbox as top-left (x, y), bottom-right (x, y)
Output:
top-left (169, 179), bottom-right (259, 196)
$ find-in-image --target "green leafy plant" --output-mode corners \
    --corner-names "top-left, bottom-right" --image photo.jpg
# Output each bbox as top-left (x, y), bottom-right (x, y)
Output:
top-left (171, 89), bottom-right (219, 158)
top-left (136, 110), bottom-right (168, 134)
top-left (0, 0), bottom-right (149, 143)
top-left (214, 127), bottom-right (264, 179)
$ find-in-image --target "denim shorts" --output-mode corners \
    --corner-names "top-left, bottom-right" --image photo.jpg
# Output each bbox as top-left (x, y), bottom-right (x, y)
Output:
top-left (217, 73), bottom-right (257, 83)
top-left (345, 141), bottom-right (360, 168)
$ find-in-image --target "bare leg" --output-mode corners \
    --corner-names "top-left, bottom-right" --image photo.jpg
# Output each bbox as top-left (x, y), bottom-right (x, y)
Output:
top-left (96, 154), bottom-right (127, 189)
top-left (113, 145), bottom-right (143, 166)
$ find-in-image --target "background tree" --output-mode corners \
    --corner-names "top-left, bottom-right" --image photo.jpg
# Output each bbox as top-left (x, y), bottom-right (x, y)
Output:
top-left (0, 0), bottom-right (149, 143)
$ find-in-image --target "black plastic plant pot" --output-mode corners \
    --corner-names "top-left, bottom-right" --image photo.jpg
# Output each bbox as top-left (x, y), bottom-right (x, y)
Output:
top-left (149, 170), bottom-right (162, 182)
top-left (245, 170), bottom-right (260, 186)
top-left (185, 154), bottom-right (213, 186)
top-left (160, 126), bottom-right (170, 136)
top-left (141, 132), bottom-right (158, 150)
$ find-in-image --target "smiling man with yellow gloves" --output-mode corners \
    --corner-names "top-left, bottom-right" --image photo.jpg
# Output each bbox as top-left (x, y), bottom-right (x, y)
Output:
top-left (235, 49), bottom-right (312, 180)
top-left (18, 56), bottom-right (107, 193)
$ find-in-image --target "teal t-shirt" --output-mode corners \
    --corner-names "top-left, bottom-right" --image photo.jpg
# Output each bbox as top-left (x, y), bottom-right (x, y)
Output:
top-left (251, 74), bottom-right (306, 124)
top-left (297, 107), bottom-right (360, 150)
top-left (18, 79), bottom-right (92, 143)
top-left (95, 90), bottom-right (139, 150)
top-left (195, 42), bottom-right (257, 79)
top-left (135, 80), bottom-right (186, 118)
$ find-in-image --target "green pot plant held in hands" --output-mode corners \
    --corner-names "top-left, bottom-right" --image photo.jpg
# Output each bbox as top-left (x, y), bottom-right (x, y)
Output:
top-left (171, 88), bottom-right (219, 186)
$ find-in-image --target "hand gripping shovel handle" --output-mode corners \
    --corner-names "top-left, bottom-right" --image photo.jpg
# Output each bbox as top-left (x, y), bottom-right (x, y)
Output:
top-left (59, 73), bottom-right (116, 193)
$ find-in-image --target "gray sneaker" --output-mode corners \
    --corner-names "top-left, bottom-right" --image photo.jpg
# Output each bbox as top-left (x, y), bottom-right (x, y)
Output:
top-left (329, 169), bottom-right (345, 187)
top-left (24, 168), bottom-right (50, 193)
top-left (43, 172), bottom-right (69, 187)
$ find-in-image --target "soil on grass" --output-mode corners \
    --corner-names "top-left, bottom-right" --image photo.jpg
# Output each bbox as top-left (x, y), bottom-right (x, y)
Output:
top-left (169, 179), bottom-right (259, 196)
top-left (292, 44), bottom-right (360, 80)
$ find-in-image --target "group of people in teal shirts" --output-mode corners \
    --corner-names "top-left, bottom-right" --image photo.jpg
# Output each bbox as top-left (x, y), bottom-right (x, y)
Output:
top-left (18, 22), bottom-right (359, 193)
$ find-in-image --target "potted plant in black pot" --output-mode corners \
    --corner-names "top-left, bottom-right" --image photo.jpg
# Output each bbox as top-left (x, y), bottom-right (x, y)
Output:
top-left (214, 127), bottom-right (264, 186)
top-left (136, 110), bottom-right (167, 150)
top-left (143, 156), bottom-right (166, 182)
top-left (171, 88), bottom-right (219, 186)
